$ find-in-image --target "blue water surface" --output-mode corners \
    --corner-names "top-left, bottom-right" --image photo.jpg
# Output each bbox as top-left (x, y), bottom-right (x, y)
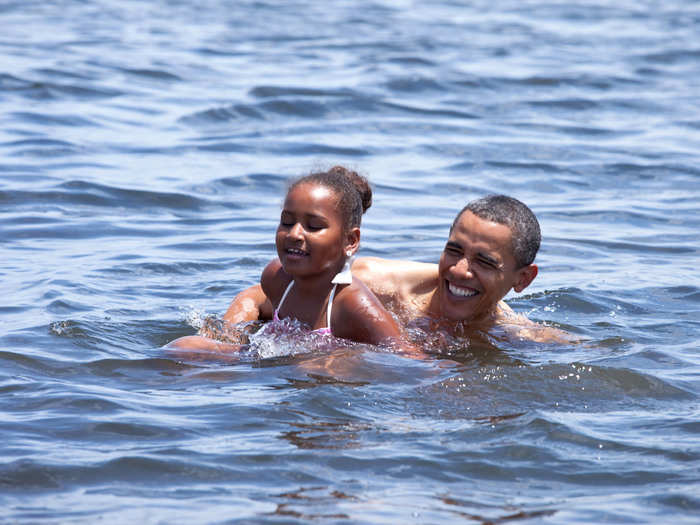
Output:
top-left (1, 1), bottom-right (699, 523)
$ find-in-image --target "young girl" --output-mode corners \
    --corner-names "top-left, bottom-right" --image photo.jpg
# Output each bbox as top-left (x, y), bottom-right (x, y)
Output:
top-left (167, 166), bottom-right (405, 353)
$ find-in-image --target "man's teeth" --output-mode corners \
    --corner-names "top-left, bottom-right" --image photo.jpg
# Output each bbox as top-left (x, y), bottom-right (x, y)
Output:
top-left (448, 283), bottom-right (477, 297)
top-left (287, 248), bottom-right (307, 255)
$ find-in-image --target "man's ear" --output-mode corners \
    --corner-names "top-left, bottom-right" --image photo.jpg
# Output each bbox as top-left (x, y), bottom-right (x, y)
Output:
top-left (345, 227), bottom-right (361, 255)
top-left (513, 264), bottom-right (537, 293)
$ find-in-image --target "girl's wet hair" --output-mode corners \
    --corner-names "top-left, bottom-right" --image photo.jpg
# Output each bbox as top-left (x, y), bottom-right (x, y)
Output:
top-left (289, 165), bottom-right (372, 231)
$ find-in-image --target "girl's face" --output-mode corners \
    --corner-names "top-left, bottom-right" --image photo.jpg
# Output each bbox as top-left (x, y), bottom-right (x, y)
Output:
top-left (276, 183), bottom-right (357, 279)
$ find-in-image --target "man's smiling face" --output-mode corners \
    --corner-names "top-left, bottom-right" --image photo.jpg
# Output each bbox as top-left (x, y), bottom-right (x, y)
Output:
top-left (436, 210), bottom-right (535, 323)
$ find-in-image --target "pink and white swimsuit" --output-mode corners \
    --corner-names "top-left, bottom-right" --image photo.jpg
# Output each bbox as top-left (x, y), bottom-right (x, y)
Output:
top-left (272, 280), bottom-right (336, 335)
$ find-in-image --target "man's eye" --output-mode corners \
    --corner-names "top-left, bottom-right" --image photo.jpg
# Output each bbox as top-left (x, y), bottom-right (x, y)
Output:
top-left (477, 258), bottom-right (497, 269)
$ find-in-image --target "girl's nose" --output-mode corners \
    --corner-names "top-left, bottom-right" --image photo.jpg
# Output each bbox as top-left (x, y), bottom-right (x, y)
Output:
top-left (288, 223), bottom-right (304, 239)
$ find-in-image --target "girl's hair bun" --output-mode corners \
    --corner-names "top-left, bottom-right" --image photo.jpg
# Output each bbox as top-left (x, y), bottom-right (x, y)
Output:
top-left (289, 165), bottom-right (373, 230)
top-left (326, 165), bottom-right (372, 214)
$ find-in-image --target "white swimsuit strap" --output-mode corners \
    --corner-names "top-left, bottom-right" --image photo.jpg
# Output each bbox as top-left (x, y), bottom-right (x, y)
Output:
top-left (326, 283), bottom-right (337, 330)
top-left (277, 280), bottom-right (295, 312)
top-left (277, 280), bottom-right (336, 330)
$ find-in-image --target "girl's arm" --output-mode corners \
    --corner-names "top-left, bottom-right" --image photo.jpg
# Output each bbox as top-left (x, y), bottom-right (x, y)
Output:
top-left (223, 284), bottom-right (273, 324)
top-left (166, 264), bottom-right (279, 356)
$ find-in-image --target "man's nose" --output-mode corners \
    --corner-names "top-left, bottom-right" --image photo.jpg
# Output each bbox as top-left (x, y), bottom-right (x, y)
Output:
top-left (454, 256), bottom-right (473, 277)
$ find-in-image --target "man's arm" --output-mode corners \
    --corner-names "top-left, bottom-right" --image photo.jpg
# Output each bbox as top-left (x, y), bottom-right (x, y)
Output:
top-left (352, 256), bottom-right (438, 301)
top-left (353, 256), bottom-right (516, 317)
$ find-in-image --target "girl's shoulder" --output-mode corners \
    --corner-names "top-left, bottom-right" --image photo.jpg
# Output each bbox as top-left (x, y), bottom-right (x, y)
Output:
top-left (331, 277), bottom-right (401, 344)
top-left (260, 258), bottom-right (292, 305)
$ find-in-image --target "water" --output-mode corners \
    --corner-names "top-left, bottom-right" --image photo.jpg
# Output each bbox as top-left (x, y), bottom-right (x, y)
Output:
top-left (2, 0), bottom-right (699, 522)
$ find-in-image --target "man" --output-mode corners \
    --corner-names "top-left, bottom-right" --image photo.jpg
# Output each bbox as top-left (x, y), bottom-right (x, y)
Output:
top-left (223, 195), bottom-right (562, 342)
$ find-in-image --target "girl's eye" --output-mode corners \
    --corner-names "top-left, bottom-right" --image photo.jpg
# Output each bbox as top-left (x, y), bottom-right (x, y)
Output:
top-left (444, 246), bottom-right (461, 256)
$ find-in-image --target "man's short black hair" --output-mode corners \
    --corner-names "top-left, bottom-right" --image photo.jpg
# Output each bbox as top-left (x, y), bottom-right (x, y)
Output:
top-left (452, 195), bottom-right (541, 268)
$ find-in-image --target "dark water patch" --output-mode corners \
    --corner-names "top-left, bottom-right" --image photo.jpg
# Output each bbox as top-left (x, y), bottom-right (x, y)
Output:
top-left (119, 67), bottom-right (181, 82)
top-left (98, 261), bottom-right (232, 277)
top-left (385, 75), bottom-right (445, 93)
top-left (418, 363), bottom-right (692, 420)
top-left (603, 162), bottom-right (700, 178)
top-left (553, 124), bottom-right (621, 137)
top-left (381, 100), bottom-right (478, 120)
top-left (0, 349), bottom-right (78, 378)
top-left (195, 141), bottom-right (252, 153)
top-left (372, 180), bottom-right (436, 195)
top-left (0, 73), bottom-right (120, 100)
top-left (195, 46), bottom-right (248, 57)
top-left (576, 238), bottom-right (694, 255)
top-left (0, 456), bottom-right (243, 491)
top-left (161, 240), bottom-right (274, 253)
top-left (680, 119), bottom-right (700, 130)
top-left (489, 73), bottom-right (647, 92)
top-left (524, 287), bottom-right (647, 316)
top-left (652, 491), bottom-right (700, 514)
top-left (641, 48), bottom-right (700, 65)
top-left (546, 208), bottom-right (697, 230)
top-left (259, 98), bottom-right (329, 118)
top-left (527, 98), bottom-right (600, 111)
top-left (109, 144), bottom-right (192, 156)
top-left (432, 495), bottom-right (557, 523)
top-left (0, 459), bottom-right (62, 489)
top-left (46, 318), bottom-right (177, 357)
top-left (0, 72), bottom-right (33, 90)
top-left (250, 85), bottom-right (355, 98)
top-left (4, 390), bottom-right (126, 415)
top-left (89, 421), bottom-right (182, 439)
top-left (262, 141), bottom-right (370, 157)
top-left (189, 91), bottom-right (360, 127)
top-left (0, 165), bottom-right (44, 179)
top-left (0, 305), bottom-right (29, 315)
top-left (32, 67), bottom-right (93, 81)
top-left (179, 104), bottom-right (265, 125)
top-left (635, 286), bottom-right (700, 310)
top-left (214, 172), bottom-right (288, 191)
top-left (387, 55), bottom-right (436, 66)
top-left (665, 286), bottom-right (700, 303)
top-left (4, 221), bottom-right (178, 241)
top-left (485, 160), bottom-right (561, 173)
top-left (599, 349), bottom-right (697, 376)
top-left (46, 299), bottom-right (93, 315)
top-left (9, 111), bottom-right (98, 127)
top-left (2, 138), bottom-right (81, 157)
top-left (1, 180), bottom-right (212, 213)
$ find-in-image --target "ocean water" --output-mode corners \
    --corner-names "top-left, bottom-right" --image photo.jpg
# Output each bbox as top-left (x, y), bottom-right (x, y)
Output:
top-left (1, 0), bottom-right (699, 523)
